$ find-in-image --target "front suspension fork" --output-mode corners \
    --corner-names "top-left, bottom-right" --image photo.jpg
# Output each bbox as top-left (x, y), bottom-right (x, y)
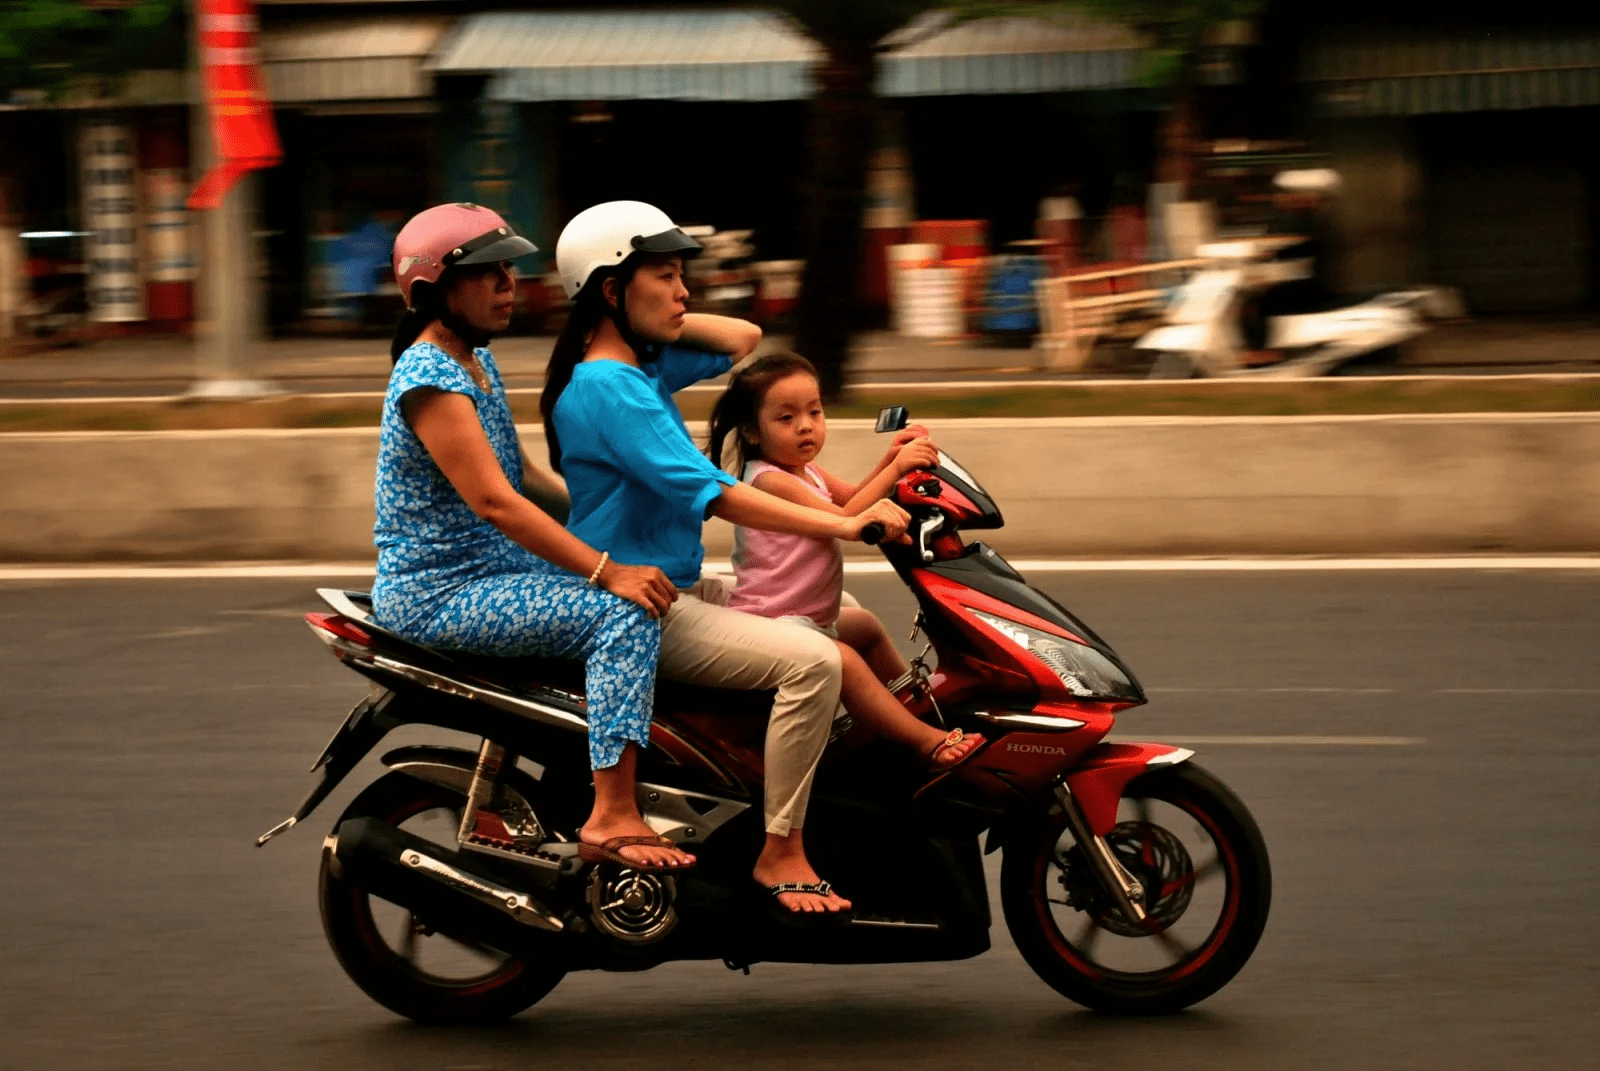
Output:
top-left (1053, 782), bottom-right (1148, 926)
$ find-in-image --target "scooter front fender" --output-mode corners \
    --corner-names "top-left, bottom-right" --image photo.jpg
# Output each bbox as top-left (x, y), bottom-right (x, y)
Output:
top-left (1063, 742), bottom-right (1195, 836)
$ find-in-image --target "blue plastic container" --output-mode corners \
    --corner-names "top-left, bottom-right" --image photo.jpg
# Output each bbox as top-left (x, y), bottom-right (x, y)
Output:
top-left (983, 255), bottom-right (1050, 335)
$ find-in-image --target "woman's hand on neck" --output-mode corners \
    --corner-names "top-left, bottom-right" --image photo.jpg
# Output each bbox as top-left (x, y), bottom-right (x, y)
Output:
top-left (582, 316), bottom-right (642, 367)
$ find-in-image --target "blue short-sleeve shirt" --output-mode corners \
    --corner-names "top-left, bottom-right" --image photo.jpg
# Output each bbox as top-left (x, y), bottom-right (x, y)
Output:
top-left (554, 345), bottom-right (735, 587)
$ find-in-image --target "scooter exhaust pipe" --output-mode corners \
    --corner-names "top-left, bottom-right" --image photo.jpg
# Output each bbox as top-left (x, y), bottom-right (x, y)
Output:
top-left (330, 817), bottom-right (566, 942)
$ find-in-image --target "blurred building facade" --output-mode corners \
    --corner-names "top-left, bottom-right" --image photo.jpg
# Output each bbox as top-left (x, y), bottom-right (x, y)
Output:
top-left (6, 0), bottom-right (1596, 339)
top-left (1294, 8), bottom-right (1600, 313)
top-left (3, 1), bottom-right (1169, 336)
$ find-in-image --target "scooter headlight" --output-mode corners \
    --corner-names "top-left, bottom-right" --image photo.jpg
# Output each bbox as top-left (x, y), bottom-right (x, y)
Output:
top-left (969, 610), bottom-right (1141, 701)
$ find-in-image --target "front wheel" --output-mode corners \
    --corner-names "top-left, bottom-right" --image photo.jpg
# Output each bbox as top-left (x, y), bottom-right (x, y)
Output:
top-left (1001, 762), bottom-right (1270, 1014)
top-left (1146, 351), bottom-right (1201, 379)
top-left (318, 771), bottom-right (568, 1024)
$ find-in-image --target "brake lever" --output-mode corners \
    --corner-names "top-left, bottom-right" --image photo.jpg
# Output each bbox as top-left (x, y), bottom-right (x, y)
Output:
top-left (915, 512), bottom-right (945, 563)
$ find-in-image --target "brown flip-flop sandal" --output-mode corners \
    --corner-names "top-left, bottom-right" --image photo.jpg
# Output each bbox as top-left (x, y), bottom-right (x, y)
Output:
top-left (578, 835), bottom-right (695, 872)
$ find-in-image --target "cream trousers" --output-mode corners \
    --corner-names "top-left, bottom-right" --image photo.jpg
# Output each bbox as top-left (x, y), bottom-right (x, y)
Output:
top-left (658, 578), bottom-right (843, 836)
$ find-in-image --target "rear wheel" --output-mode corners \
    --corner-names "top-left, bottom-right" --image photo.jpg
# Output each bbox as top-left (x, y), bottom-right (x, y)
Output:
top-left (318, 771), bottom-right (568, 1023)
top-left (1001, 762), bottom-right (1270, 1013)
top-left (1146, 351), bottom-right (1201, 378)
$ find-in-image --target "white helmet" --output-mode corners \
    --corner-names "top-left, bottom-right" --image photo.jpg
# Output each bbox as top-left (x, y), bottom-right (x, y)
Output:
top-left (555, 200), bottom-right (701, 298)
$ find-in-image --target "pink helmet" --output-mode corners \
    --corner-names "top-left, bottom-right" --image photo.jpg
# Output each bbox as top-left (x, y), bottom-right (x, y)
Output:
top-left (391, 203), bottom-right (538, 308)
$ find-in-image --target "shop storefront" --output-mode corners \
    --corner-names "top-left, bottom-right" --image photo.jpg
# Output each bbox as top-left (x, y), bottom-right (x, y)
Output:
top-left (426, 7), bottom-right (1148, 323)
top-left (1301, 22), bottom-right (1600, 310)
top-left (0, 84), bottom-right (196, 342)
top-left (257, 14), bottom-right (447, 331)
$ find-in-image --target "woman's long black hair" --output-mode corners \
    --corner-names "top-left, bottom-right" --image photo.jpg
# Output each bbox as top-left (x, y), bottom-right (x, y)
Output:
top-left (539, 258), bottom-right (659, 474)
top-left (390, 279), bottom-right (448, 364)
top-left (705, 351), bottom-right (819, 475)
top-left (390, 266), bottom-right (495, 365)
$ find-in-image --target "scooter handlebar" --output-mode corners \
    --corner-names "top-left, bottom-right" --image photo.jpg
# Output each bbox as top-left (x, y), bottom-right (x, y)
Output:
top-left (860, 522), bottom-right (886, 545)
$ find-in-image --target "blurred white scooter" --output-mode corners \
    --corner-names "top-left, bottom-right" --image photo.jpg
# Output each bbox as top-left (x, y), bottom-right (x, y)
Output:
top-left (1136, 237), bottom-right (1464, 379)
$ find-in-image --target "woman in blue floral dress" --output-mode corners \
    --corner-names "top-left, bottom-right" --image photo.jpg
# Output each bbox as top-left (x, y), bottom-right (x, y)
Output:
top-left (371, 202), bottom-right (692, 872)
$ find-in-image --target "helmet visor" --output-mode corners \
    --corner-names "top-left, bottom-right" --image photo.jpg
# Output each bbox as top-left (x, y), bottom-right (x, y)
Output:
top-left (630, 227), bottom-right (702, 258)
top-left (445, 229), bottom-right (539, 267)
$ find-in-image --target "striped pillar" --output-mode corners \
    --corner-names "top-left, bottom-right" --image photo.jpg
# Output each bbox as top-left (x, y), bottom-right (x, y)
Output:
top-left (79, 119), bottom-right (146, 322)
top-left (139, 118), bottom-right (195, 325)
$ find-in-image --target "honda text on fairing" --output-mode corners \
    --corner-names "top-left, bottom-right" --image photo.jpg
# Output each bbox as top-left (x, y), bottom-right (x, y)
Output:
top-left (258, 406), bottom-right (1271, 1022)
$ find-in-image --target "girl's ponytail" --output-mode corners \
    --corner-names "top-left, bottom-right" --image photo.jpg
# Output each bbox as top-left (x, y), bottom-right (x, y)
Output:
top-left (705, 351), bottom-right (818, 474)
top-left (705, 375), bottom-right (752, 472)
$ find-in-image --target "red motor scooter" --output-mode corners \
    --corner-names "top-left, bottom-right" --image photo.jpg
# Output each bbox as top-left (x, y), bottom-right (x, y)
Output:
top-left (258, 405), bottom-right (1270, 1023)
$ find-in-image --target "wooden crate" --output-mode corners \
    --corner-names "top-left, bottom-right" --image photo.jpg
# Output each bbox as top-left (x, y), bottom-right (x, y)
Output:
top-left (1034, 259), bottom-right (1204, 371)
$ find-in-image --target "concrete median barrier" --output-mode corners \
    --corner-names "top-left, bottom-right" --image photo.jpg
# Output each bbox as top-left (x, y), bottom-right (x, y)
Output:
top-left (1, 413), bottom-right (1597, 562)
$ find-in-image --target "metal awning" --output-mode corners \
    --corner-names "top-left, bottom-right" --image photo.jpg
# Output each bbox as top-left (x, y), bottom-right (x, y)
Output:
top-left (433, 10), bottom-right (819, 102)
top-left (880, 11), bottom-right (1142, 96)
top-left (262, 18), bottom-right (450, 102)
top-left (427, 8), bottom-right (1142, 103)
top-left (1304, 28), bottom-right (1600, 116)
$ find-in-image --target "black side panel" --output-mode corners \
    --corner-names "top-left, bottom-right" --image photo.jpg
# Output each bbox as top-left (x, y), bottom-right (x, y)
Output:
top-left (926, 543), bottom-right (1144, 690)
top-left (936, 453), bottom-right (1003, 530)
top-left (928, 544), bottom-right (1110, 650)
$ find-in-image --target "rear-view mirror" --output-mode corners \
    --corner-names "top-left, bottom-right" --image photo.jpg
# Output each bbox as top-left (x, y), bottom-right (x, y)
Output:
top-left (875, 405), bottom-right (909, 433)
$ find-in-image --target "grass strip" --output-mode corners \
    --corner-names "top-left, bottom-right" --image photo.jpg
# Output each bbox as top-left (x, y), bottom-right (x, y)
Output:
top-left (1, 377), bottom-right (1598, 433)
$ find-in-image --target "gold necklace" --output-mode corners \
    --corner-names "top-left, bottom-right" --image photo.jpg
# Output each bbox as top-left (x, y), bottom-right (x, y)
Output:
top-left (424, 329), bottom-right (491, 392)
top-left (461, 351), bottom-right (492, 393)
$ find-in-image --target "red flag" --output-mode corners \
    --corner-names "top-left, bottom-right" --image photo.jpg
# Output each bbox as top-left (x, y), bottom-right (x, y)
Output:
top-left (188, 0), bottom-right (282, 210)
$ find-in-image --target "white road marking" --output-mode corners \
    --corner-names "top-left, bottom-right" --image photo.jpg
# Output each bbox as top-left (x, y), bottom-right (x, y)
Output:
top-left (1151, 687), bottom-right (1398, 694)
top-left (216, 608), bottom-right (315, 618)
top-left (4, 556), bottom-right (1600, 581)
top-left (1131, 735), bottom-right (1427, 747)
top-left (0, 563), bottom-right (379, 580)
top-left (9, 370), bottom-right (1599, 405)
top-left (906, 557), bottom-right (1600, 573)
top-left (139, 626), bottom-right (230, 640)
top-left (1437, 687), bottom-right (1600, 694)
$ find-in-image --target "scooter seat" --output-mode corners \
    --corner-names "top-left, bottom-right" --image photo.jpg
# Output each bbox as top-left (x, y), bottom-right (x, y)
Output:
top-left (1268, 302), bottom-right (1412, 348)
top-left (317, 589), bottom-right (775, 724)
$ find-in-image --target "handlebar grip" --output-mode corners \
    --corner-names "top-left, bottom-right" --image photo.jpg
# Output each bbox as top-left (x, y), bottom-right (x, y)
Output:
top-left (860, 522), bottom-right (886, 545)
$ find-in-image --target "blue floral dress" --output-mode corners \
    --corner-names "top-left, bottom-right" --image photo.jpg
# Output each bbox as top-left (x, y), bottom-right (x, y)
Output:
top-left (371, 341), bottom-right (659, 769)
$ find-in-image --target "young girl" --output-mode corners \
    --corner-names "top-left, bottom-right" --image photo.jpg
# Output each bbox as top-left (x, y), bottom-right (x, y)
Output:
top-left (707, 352), bottom-right (984, 770)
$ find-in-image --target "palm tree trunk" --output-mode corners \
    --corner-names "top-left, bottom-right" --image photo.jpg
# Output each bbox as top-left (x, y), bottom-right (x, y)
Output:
top-left (1155, 68), bottom-right (1197, 197)
top-left (793, 42), bottom-right (877, 401)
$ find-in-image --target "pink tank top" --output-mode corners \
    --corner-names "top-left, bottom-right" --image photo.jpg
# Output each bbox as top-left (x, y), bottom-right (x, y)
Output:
top-left (728, 460), bottom-right (844, 628)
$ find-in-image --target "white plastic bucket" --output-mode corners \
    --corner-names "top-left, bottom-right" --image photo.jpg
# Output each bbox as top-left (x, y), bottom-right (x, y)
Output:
top-left (895, 267), bottom-right (962, 337)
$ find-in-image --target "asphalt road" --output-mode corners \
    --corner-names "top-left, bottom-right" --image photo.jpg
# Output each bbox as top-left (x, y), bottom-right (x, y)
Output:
top-left (2, 571), bottom-right (1596, 1070)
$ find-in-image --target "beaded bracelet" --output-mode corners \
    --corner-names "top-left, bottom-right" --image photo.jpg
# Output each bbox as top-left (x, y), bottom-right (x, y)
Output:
top-left (587, 551), bottom-right (609, 586)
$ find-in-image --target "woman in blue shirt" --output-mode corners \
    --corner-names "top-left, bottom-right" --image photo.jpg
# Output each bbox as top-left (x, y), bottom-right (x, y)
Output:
top-left (372, 202), bottom-right (694, 873)
top-left (542, 202), bottom-right (910, 916)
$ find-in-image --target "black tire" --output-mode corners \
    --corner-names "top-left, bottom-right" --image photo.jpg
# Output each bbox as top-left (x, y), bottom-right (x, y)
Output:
top-left (1001, 762), bottom-right (1270, 1014)
top-left (1329, 343), bottom-right (1403, 376)
top-left (318, 771), bottom-right (568, 1024)
top-left (1147, 351), bottom-right (1201, 379)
